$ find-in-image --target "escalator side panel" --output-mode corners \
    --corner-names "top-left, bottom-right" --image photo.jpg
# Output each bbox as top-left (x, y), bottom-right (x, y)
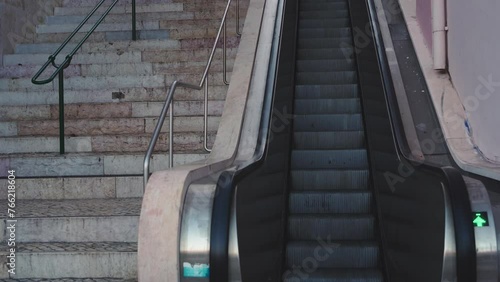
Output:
top-left (348, 0), bottom-right (448, 281)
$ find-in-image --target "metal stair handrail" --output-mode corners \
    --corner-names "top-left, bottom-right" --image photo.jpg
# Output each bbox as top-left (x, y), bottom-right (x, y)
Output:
top-left (143, 0), bottom-right (241, 188)
top-left (31, 0), bottom-right (138, 154)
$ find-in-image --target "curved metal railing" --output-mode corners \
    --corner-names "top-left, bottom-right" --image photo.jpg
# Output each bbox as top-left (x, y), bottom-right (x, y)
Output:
top-left (31, 0), bottom-right (138, 154)
top-left (143, 0), bottom-right (242, 188)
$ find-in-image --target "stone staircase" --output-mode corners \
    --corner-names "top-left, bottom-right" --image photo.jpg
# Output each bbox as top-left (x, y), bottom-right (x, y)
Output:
top-left (0, 0), bottom-right (247, 279)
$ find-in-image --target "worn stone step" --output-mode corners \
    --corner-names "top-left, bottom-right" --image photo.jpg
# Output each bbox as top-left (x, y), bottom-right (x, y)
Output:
top-left (0, 152), bottom-right (208, 177)
top-left (0, 130), bottom-right (217, 154)
top-left (1, 59), bottom-right (235, 79)
top-left (0, 242), bottom-right (137, 279)
top-left (0, 176), bottom-right (143, 200)
top-left (36, 21), bottom-right (161, 34)
top-left (54, 3), bottom-right (184, 16)
top-left (0, 101), bottom-right (224, 121)
top-left (10, 115), bottom-right (220, 136)
top-left (3, 51), bottom-right (142, 66)
top-left (0, 85), bottom-right (229, 106)
top-left (0, 198), bottom-right (141, 242)
top-left (33, 29), bottom-right (168, 43)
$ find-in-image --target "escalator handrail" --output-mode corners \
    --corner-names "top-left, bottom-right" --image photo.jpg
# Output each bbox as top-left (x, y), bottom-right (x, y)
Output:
top-left (364, 0), bottom-right (477, 281)
top-left (209, 0), bottom-right (288, 280)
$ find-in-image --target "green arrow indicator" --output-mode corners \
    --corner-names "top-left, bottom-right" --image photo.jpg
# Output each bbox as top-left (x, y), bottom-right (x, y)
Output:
top-left (473, 212), bottom-right (489, 227)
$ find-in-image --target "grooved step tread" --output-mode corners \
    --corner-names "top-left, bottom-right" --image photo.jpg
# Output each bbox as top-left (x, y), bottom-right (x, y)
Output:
top-left (286, 241), bottom-right (380, 268)
top-left (288, 191), bottom-right (372, 214)
top-left (0, 198), bottom-right (141, 218)
top-left (0, 242), bottom-right (137, 253)
top-left (288, 214), bottom-right (375, 240)
top-left (283, 268), bottom-right (383, 282)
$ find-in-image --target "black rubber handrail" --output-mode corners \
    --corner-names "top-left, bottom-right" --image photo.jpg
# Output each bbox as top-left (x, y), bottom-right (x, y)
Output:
top-left (364, 0), bottom-right (477, 280)
top-left (31, 0), bottom-right (137, 154)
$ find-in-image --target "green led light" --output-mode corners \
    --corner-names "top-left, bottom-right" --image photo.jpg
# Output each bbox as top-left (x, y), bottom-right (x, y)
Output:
top-left (473, 212), bottom-right (489, 227)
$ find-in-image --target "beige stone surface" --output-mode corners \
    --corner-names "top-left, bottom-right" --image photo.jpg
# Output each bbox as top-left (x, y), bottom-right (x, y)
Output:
top-left (49, 103), bottom-right (133, 119)
top-left (18, 118), bottom-right (145, 136)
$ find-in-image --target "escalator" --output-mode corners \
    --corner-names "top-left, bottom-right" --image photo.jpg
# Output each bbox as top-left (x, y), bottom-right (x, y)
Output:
top-left (284, 0), bottom-right (382, 280)
top-left (207, 0), bottom-right (480, 281)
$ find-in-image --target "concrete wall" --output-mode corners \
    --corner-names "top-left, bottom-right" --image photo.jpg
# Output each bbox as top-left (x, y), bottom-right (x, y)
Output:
top-left (416, 0), bottom-right (432, 48)
top-left (447, 0), bottom-right (500, 162)
top-left (0, 0), bottom-right (62, 65)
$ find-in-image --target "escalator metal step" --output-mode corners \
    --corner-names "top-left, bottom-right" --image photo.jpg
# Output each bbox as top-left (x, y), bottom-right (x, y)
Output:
top-left (296, 59), bottom-right (355, 72)
top-left (286, 241), bottom-right (380, 268)
top-left (295, 85), bottom-right (359, 99)
top-left (299, 2), bottom-right (349, 11)
top-left (296, 71), bottom-right (358, 85)
top-left (289, 191), bottom-right (372, 214)
top-left (298, 28), bottom-right (352, 39)
top-left (297, 48), bottom-right (353, 60)
top-left (294, 99), bottom-right (361, 115)
top-left (299, 19), bottom-right (350, 29)
top-left (290, 169), bottom-right (369, 190)
top-left (283, 268), bottom-right (384, 282)
top-left (288, 214), bottom-right (375, 240)
top-left (293, 114), bottom-right (364, 132)
top-left (293, 131), bottom-right (365, 150)
top-left (291, 149), bottom-right (369, 170)
top-left (298, 38), bottom-right (353, 49)
top-left (299, 10), bottom-right (350, 19)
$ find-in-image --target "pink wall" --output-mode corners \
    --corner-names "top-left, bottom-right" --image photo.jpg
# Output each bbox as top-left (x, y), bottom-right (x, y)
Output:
top-left (416, 0), bottom-right (432, 48)
top-left (447, 0), bottom-right (500, 162)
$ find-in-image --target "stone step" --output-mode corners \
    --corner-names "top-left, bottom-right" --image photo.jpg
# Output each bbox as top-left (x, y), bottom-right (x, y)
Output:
top-left (0, 152), bottom-right (208, 177)
top-left (33, 29), bottom-right (167, 43)
top-left (0, 131), bottom-right (217, 154)
top-left (8, 116), bottom-right (220, 136)
top-left (0, 198), bottom-right (140, 242)
top-left (1, 59), bottom-right (235, 78)
top-left (0, 72), bottom-right (232, 91)
top-left (0, 101), bottom-right (224, 121)
top-left (0, 85), bottom-right (229, 106)
top-left (0, 176), bottom-right (143, 200)
top-left (4, 47), bottom-right (237, 67)
top-left (45, 9), bottom-right (240, 26)
top-left (54, 2), bottom-right (247, 16)
top-left (4, 51), bottom-right (142, 66)
top-left (36, 21), bottom-right (161, 34)
top-left (54, 3), bottom-right (184, 16)
top-left (0, 242), bottom-right (137, 279)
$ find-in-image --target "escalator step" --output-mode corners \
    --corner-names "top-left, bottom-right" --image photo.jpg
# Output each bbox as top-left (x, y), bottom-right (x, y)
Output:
top-left (296, 59), bottom-right (355, 72)
top-left (295, 85), bottom-right (359, 99)
top-left (288, 215), bottom-right (375, 240)
top-left (299, 10), bottom-right (350, 19)
top-left (289, 191), bottom-right (372, 214)
top-left (293, 114), bottom-right (364, 132)
top-left (297, 48), bottom-right (353, 60)
top-left (299, 2), bottom-right (349, 11)
top-left (298, 28), bottom-right (353, 39)
top-left (286, 241), bottom-right (380, 268)
top-left (299, 19), bottom-right (350, 29)
top-left (290, 169), bottom-right (369, 190)
top-left (283, 268), bottom-right (384, 282)
top-left (298, 38), bottom-right (353, 49)
top-left (293, 131), bottom-right (365, 150)
top-left (291, 149), bottom-right (368, 169)
top-left (294, 99), bottom-right (361, 115)
top-left (296, 71), bottom-right (358, 85)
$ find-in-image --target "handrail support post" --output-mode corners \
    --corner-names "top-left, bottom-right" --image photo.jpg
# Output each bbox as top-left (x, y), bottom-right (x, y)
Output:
top-left (58, 70), bottom-right (65, 154)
